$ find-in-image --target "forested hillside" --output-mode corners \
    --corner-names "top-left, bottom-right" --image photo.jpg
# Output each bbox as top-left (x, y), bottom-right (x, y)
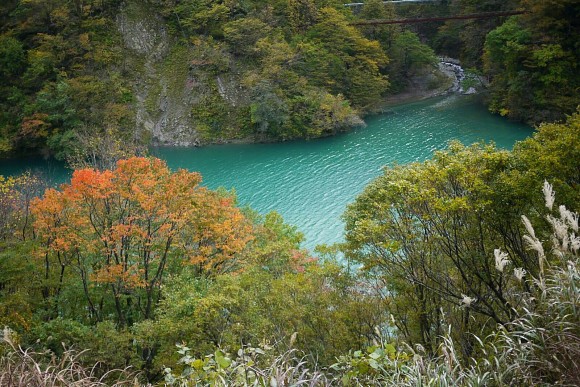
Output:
top-left (364, 0), bottom-right (579, 123)
top-left (0, 0), bottom-right (433, 160)
top-left (2, 0), bottom-right (576, 161)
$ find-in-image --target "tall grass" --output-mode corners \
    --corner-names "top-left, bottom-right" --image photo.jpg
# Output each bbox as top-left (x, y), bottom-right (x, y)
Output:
top-left (164, 344), bottom-right (327, 386)
top-left (0, 327), bottom-right (138, 387)
top-left (327, 182), bottom-right (579, 386)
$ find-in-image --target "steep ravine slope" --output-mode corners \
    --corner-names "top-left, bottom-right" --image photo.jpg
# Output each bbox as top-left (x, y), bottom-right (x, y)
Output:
top-left (113, 1), bottom-right (454, 147)
top-left (117, 1), bottom-right (200, 146)
top-left (116, 1), bottom-right (260, 146)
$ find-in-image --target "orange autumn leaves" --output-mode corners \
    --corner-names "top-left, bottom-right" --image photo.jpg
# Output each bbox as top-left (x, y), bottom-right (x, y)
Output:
top-left (32, 157), bottom-right (254, 295)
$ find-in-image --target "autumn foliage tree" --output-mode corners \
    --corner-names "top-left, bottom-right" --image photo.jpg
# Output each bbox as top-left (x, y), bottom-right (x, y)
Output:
top-left (31, 157), bottom-right (253, 326)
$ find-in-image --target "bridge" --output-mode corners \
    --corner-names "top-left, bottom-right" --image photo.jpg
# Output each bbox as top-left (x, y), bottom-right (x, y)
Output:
top-left (344, 0), bottom-right (438, 6)
top-left (344, 1), bottom-right (525, 25)
top-left (349, 10), bottom-right (525, 26)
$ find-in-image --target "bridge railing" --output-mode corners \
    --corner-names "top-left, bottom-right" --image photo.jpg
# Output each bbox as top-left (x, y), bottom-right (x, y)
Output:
top-left (344, 0), bottom-right (438, 6)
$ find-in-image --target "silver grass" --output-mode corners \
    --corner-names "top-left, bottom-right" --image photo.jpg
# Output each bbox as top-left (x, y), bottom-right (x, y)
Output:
top-left (461, 294), bottom-right (477, 308)
top-left (543, 180), bottom-right (555, 211)
top-left (514, 267), bottom-right (526, 281)
top-left (0, 332), bottom-right (137, 386)
top-left (547, 214), bottom-right (569, 242)
top-left (523, 235), bottom-right (546, 273)
top-left (560, 205), bottom-right (579, 232)
top-left (571, 234), bottom-right (580, 253)
top-left (521, 215), bottom-right (536, 239)
top-left (494, 248), bottom-right (510, 272)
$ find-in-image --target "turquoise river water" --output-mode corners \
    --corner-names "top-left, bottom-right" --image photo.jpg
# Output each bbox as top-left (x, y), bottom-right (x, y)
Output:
top-left (0, 96), bottom-right (533, 250)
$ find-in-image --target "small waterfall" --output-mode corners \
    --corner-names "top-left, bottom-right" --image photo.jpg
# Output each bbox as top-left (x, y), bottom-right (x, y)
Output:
top-left (438, 57), bottom-right (481, 95)
top-left (438, 58), bottom-right (466, 94)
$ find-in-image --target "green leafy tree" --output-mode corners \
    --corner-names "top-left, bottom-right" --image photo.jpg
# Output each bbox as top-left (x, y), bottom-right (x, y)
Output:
top-left (248, 81), bottom-right (289, 137)
top-left (0, 173), bottom-right (46, 332)
top-left (343, 142), bottom-right (526, 356)
top-left (305, 7), bottom-right (389, 108)
top-left (388, 31), bottom-right (437, 89)
top-left (0, 35), bottom-right (26, 79)
top-left (357, 0), bottom-right (400, 49)
top-left (288, 0), bottom-right (318, 33)
top-left (223, 18), bottom-right (271, 56)
top-left (160, 0), bottom-right (231, 37)
top-left (342, 111), bottom-right (580, 357)
top-left (483, 0), bottom-right (580, 123)
top-left (510, 110), bottom-right (580, 209)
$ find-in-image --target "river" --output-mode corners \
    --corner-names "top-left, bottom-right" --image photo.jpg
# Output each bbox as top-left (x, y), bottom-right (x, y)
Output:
top-left (1, 95), bottom-right (532, 250)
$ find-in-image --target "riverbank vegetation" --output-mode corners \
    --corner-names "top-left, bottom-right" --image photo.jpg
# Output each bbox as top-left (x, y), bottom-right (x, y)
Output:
top-left (1, 111), bottom-right (579, 385)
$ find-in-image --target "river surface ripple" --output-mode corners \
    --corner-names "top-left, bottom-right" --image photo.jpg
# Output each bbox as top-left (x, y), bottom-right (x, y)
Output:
top-left (0, 96), bottom-right (533, 251)
top-left (153, 96), bottom-right (532, 250)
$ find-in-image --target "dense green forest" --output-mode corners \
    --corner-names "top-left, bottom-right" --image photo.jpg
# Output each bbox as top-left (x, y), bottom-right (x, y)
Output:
top-left (1, 0), bottom-right (580, 385)
top-left (1, 0), bottom-right (578, 160)
top-left (0, 0), bottom-right (420, 159)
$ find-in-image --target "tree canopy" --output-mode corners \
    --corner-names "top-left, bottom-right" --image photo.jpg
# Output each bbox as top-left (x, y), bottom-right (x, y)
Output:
top-left (31, 157), bottom-right (253, 325)
top-left (343, 110), bottom-right (580, 357)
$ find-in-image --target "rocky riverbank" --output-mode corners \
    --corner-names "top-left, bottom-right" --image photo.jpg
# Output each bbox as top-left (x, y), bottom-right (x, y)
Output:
top-left (380, 58), bottom-right (485, 108)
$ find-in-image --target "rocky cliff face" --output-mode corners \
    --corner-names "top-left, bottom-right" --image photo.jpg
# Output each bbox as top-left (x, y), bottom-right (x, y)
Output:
top-left (117, 1), bottom-right (202, 146)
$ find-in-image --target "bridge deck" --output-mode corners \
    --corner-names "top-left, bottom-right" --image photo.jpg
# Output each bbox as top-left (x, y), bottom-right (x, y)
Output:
top-left (349, 10), bottom-right (525, 25)
top-left (344, 0), bottom-right (438, 6)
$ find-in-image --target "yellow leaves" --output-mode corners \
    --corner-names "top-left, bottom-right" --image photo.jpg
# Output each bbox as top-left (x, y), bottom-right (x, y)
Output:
top-left (156, 222), bottom-right (174, 236)
top-left (0, 175), bottom-right (17, 195)
top-left (91, 264), bottom-right (145, 288)
top-left (0, 296), bottom-right (32, 332)
top-left (20, 113), bottom-right (50, 139)
top-left (50, 6), bottom-right (71, 28)
top-left (0, 173), bottom-right (41, 239)
top-left (188, 255), bottom-right (206, 266)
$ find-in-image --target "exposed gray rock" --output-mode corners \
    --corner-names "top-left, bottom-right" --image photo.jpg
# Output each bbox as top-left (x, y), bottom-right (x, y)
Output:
top-left (464, 86), bottom-right (477, 95)
top-left (438, 60), bottom-right (465, 93)
top-left (117, 1), bottom-right (200, 147)
top-left (116, 5), bottom-right (168, 57)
